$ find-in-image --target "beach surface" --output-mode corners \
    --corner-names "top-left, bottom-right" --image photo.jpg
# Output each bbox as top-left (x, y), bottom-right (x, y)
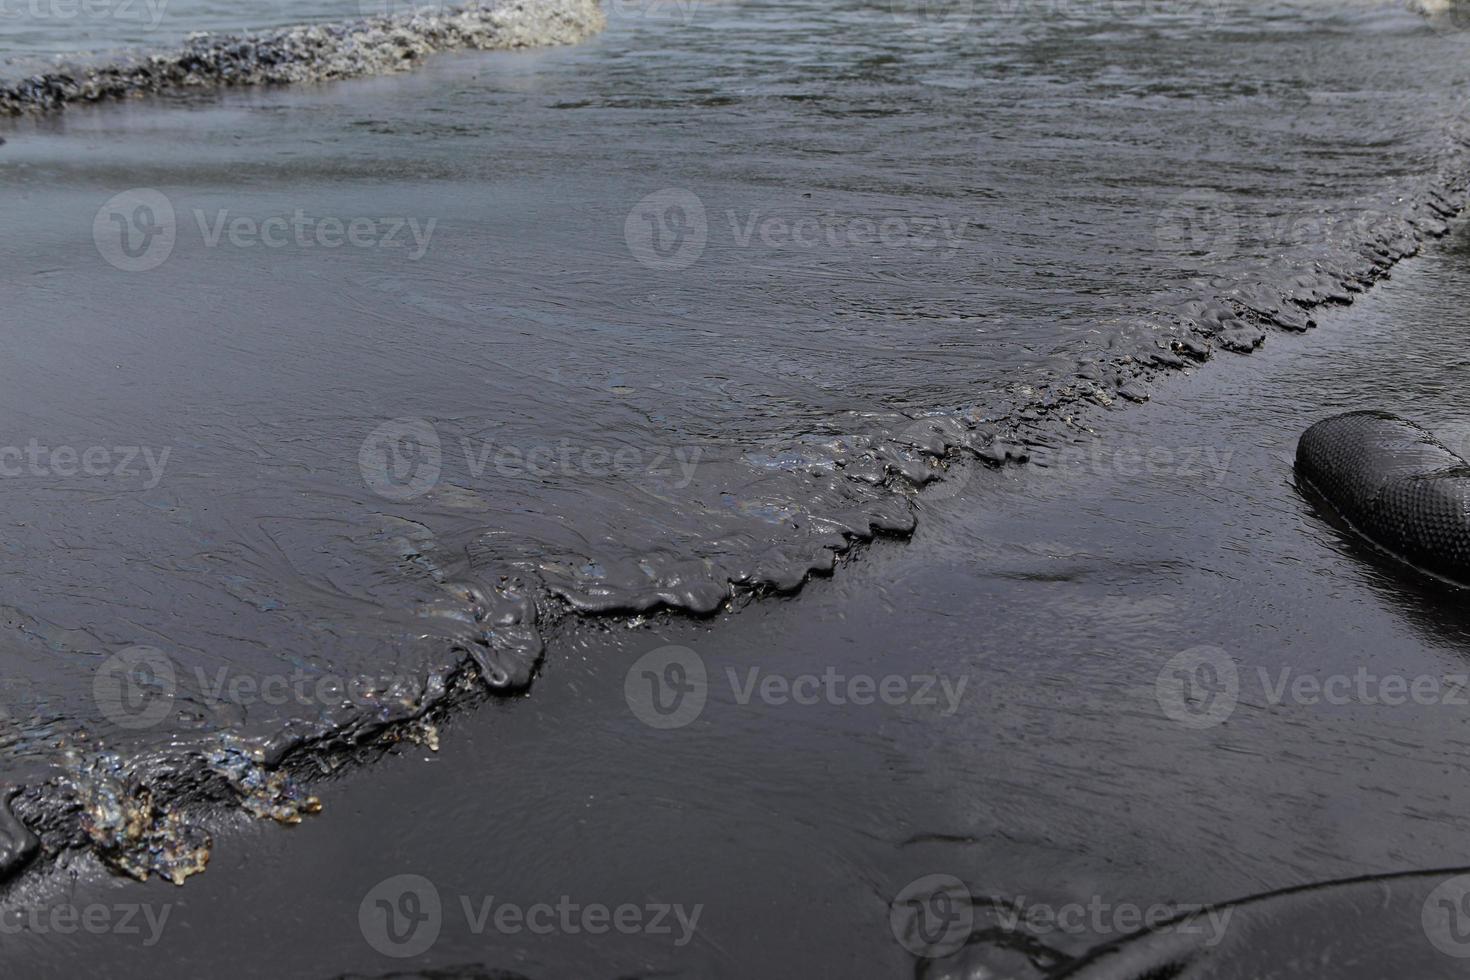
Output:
top-left (5, 198), bottom-right (1470, 978)
top-left (1, 0), bottom-right (1470, 974)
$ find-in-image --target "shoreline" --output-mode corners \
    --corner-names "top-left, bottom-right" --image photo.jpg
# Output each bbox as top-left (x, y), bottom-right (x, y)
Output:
top-left (2, 0), bottom-right (1470, 919)
top-left (6, 212), bottom-right (1470, 975)
top-left (2, 65), bottom-right (1469, 893)
top-left (0, 0), bottom-right (606, 116)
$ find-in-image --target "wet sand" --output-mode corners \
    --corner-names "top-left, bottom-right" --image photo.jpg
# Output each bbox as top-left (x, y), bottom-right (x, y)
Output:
top-left (6, 213), bottom-right (1470, 977)
top-left (4, 0), bottom-right (1470, 887)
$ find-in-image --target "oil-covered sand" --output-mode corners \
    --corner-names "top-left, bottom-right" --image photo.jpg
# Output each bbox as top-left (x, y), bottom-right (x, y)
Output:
top-left (3, 0), bottom-right (1470, 968)
top-left (6, 202), bottom-right (1470, 979)
top-left (4, 0), bottom-right (1470, 886)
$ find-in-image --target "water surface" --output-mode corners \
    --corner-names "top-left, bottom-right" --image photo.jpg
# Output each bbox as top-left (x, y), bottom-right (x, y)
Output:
top-left (1, 0), bottom-right (1468, 880)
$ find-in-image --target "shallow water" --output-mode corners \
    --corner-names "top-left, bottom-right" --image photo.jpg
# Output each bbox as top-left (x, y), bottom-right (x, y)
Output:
top-left (1, 0), bottom-right (1470, 879)
top-left (8, 212), bottom-right (1470, 980)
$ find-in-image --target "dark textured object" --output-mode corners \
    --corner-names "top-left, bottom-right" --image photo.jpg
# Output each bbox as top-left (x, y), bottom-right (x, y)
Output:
top-left (1296, 411), bottom-right (1470, 584)
top-left (1050, 868), bottom-right (1470, 980)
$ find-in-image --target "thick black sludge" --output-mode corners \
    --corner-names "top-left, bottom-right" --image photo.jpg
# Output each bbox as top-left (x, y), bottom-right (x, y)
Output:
top-left (6, 133), bottom-right (1456, 891)
top-left (3, 0), bottom-right (1470, 893)
top-left (0, 0), bottom-right (606, 116)
top-left (1298, 412), bottom-right (1470, 585)
top-left (938, 869), bottom-right (1470, 980)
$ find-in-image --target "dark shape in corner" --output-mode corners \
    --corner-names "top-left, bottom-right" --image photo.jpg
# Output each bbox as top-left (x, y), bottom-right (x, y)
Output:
top-left (1296, 411), bottom-right (1470, 585)
top-left (915, 868), bottom-right (1470, 980)
top-left (1055, 867), bottom-right (1470, 980)
top-left (0, 787), bottom-right (39, 881)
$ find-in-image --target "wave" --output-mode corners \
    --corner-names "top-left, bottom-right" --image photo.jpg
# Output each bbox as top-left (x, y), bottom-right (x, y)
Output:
top-left (0, 0), bottom-right (606, 115)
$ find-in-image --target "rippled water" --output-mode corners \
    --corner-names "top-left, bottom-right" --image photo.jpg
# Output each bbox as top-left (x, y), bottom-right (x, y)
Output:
top-left (1, 0), bottom-right (1469, 879)
top-left (0, 0), bottom-right (417, 66)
